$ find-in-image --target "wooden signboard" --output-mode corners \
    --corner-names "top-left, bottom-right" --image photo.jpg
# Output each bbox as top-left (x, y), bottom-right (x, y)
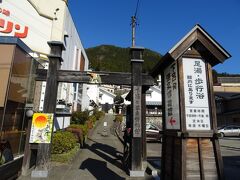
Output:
top-left (151, 24), bottom-right (231, 180)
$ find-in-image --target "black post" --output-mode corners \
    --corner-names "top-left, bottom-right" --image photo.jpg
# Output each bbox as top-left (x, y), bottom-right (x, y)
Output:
top-left (21, 110), bottom-right (34, 176)
top-left (129, 47), bottom-right (145, 177)
top-left (32, 41), bottom-right (65, 178)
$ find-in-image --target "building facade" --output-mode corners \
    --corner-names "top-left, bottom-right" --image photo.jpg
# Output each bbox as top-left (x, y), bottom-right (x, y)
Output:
top-left (0, 0), bottom-right (89, 169)
top-left (214, 77), bottom-right (240, 126)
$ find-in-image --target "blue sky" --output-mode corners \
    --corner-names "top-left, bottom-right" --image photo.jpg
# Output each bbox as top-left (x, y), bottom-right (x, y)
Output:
top-left (68, 0), bottom-right (240, 74)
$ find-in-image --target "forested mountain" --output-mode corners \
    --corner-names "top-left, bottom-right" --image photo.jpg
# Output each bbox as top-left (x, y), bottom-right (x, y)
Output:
top-left (86, 45), bottom-right (162, 73)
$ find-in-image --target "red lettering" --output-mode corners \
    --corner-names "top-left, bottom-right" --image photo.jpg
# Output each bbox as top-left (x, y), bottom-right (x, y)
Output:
top-left (0, 18), bottom-right (4, 27)
top-left (0, 8), bottom-right (28, 38)
top-left (3, 9), bottom-right (10, 16)
top-left (15, 24), bottom-right (20, 30)
top-left (14, 26), bottom-right (28, 38)
top-left (0, 19), bottom-right (13, 33)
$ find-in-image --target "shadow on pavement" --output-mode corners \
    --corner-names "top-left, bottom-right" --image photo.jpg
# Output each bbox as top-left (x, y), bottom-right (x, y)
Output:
top-left (80, 158), bottom-right (125, 180)
top-left (79, 138), bottom-right (126, 177)
top-left (223, 156), bottom-right (240, 180)
top-left (147, 157), bottom-right (161, 170)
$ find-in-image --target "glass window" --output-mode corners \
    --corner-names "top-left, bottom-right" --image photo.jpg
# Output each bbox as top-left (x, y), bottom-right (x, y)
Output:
top-left (0, 45), bottom-right (37, 156)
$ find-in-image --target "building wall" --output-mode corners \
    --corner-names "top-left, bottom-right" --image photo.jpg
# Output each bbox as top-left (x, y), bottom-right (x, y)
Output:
top-left (99, 91), bottom-right (115, 105)
top-left (0, 0), bottom-right (89, 113)
top-left (145, 86), bottom-right (162, 103)
top-left (59, 7), bottom-right (89, 112)
top-left (87, 85), bottom-right (99, 106)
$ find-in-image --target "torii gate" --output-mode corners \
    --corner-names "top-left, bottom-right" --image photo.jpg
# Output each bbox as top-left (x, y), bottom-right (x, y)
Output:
top-left (24, 42), bottom-right (153, 177)
top-left (24, 24), bottom-right (231, 180)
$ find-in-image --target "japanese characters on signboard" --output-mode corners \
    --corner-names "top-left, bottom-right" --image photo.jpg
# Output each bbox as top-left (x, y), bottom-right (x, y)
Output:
top-left (133, 86), bottom-right (142, 137)
top-left (182, 58), bottom-right (211, 130)
top-left (29, 113), bottom-right (54, 143)
top-left (164, 61), bottom-right (180, 129)
top-left (0, 7), bottom-right (28, 38)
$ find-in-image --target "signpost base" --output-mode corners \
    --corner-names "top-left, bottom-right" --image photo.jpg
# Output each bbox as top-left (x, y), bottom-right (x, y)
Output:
top-left (31, 170), bottom-right (48, 178)
top-left (129, 170), bottom-right (145, 177)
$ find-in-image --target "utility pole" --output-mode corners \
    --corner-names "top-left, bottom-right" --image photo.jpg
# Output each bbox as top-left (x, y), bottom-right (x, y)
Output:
top-left (131, 16), bottom-right (136, 47)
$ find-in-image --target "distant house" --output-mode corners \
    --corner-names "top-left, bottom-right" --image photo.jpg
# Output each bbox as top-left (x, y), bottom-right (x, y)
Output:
top-left (214, 77), bottom-right (240, 93)
top-left (86, 84), bottom-right (99, 110)
top-left (145, 86), bottom-right (162, 115)
top-left (99, 87), bottom-right (116, 104)
top-left (215, 92), bottom-right (240, 126)
top-left (122, 85), bottom-right (162, 115)
top-left (214, 77), bottom-right (240, 126)
top-left (86, 85), bottom-right (116, 113)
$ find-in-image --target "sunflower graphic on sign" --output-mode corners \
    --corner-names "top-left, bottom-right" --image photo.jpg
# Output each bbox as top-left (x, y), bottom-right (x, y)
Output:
top-left (29, 113), bottom-right (54, 143)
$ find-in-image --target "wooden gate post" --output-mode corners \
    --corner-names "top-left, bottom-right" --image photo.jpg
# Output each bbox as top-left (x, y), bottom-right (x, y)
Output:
top-left (31, 41), bottom-right (65, 178)
top-left (129, 47), bottom-right (145, 177)
top-left (142, 86), bottom-right (149, 162)
top-left (151, 24), bottom-right (231, 180)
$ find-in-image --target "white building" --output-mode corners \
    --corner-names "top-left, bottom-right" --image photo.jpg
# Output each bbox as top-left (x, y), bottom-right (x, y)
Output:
top-left (0, 0), bottom-right (89, 113)
top-left (86, 84), bottom-right (99, 110)
top-left (146, 86), bottom-right (162, 114)
top-left (121, 85), bottom-right (162, 114)
top-left (99, 87), bottom-right (116, 105)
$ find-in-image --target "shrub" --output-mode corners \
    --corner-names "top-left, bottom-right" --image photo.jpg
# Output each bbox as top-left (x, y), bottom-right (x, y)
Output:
top-left (51, 145), bottom-right (79, 163)
top-left (71, 110), bottom-right (89, 125)
top-left (88, 115), bottom-right (97, 123)
top-left (51, 131), bottom-right (77, 154)
top-left (86, 120), bottom-right (93, 129)
top-left (93, 109), bottom-right (105, 120)
top-left (115, 114), bottom-right (123, 123)
top-left (68, 124), bottom-right (88, 136)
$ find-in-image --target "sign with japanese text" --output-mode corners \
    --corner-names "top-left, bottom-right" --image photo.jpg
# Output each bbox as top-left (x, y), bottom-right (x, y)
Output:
top-left (133, 86), bottom-right (142, 137)
top-left (0, 7), bottom-right (28, 38)
top-left (0, 1), bottom-right (52, 54)
top-left (182, 58), bottom-right (211, 130)
top-left (29, 113), bottom-right (54, 143)
top-left (164, 61), bottom-right (180, 129)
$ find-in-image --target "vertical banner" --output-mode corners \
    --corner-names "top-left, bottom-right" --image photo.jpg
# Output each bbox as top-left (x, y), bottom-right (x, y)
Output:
top-left (182, 58), bottom-right (211, 130)
top-left (29, 113), bottom-right (54, 143)
top-left (164, 61), bottom-right (180, 129)
top-left (133, 86), bottom-right (142, 137)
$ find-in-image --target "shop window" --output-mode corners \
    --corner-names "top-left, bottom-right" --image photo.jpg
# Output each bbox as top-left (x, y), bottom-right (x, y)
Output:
top-left (0, 44), bottom-right (37, 157)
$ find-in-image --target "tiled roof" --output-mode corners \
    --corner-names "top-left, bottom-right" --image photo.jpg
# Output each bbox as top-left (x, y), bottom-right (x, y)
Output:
top-left (218, 77), bottom-right (240, 83)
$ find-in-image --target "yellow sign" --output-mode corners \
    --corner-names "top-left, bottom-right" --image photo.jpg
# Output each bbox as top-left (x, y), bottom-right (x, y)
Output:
top-left (29, 113), bottom-right (54, 143)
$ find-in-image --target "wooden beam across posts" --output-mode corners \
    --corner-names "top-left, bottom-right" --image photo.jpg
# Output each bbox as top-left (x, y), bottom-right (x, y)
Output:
top-left (35, 69), bottom-right (155, 86)
top-left (129, 47), bottom-right (145, 177)
top-left (150, 24), bottom-right (231, 180)
top-left (31, 41), bottom-right (65, 178)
